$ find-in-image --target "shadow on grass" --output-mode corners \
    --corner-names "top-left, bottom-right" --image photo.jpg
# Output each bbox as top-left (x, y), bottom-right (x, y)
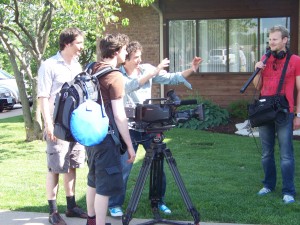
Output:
top-left (0, 143), bottom-right (43, 162)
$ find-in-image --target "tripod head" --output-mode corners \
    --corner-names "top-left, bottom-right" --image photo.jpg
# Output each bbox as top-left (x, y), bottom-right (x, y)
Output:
top-left (151, 132), bottom-right (165, 144)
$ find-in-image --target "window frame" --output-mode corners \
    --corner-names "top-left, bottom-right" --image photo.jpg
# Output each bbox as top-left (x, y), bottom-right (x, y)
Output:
top-left (166, 17), bottom-right (291, 74)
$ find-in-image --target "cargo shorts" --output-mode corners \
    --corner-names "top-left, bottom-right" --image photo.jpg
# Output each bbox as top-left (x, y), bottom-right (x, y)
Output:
top-left (45, 132), bottom-right (86, 173)
top-left (86, 134), bottom-right (123, 196)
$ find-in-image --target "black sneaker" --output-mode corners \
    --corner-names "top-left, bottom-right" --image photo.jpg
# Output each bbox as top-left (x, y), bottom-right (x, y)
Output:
top-left (49, 211), bottom-right (67, 225)
top-left (65, 206), bottom-right (88, 218)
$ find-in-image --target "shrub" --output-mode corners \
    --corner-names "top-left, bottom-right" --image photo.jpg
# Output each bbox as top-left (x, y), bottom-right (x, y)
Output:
top-left (227, 99), bottom-right (250, 120)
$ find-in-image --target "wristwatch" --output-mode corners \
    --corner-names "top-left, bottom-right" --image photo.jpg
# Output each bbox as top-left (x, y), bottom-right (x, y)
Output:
top-left (295, 113), bottom-right (300, 118)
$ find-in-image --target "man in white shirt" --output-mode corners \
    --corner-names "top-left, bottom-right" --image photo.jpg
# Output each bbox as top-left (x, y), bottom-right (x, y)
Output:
top-left (38, 27), bottom-right (87, 225)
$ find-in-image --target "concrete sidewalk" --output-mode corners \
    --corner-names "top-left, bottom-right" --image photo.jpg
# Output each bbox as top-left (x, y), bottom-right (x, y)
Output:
top-left (0, 210), bottom-right (255, 225)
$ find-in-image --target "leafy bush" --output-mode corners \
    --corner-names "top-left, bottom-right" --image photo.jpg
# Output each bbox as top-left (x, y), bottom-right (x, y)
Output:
top-left (176, 95), bottom-right (229, 130)
top-left (227, 99), bottom-right (250, 120)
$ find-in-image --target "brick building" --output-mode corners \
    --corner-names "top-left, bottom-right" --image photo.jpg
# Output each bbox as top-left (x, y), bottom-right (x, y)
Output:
top-left (106, 0), bottom-right (299, 107)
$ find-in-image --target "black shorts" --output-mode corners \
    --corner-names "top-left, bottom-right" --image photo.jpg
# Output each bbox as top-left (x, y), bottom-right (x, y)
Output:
top-left (86, 134), bottom-right (123, 196)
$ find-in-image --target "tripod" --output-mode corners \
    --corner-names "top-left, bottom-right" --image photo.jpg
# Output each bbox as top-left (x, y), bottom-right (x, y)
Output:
top-left (122, 131), bottom-right (200, 225)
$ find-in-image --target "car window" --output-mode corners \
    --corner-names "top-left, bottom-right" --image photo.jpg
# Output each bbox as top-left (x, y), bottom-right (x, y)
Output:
top-left (0, 70), bottom-right (14, 80)
top-left (210, 50), bottom-right (223, 56)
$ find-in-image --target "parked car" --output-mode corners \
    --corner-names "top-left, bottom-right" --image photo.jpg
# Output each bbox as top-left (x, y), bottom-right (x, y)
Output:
top-left (0, 69), bottom-right (32, 112)
top-left (0, 70), bottom-right (18, 112)
top-left (208, 48), bottom-right (236, 65)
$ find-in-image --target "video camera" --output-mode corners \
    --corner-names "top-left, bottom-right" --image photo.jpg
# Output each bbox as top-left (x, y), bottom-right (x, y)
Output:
top-left (125, 90), bottom-right (205, 132)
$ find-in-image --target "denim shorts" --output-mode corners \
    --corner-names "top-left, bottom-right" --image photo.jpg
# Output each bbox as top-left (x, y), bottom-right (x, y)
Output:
top-left (86, 134), bottom-right (123, 196)
top-left (45, 132), bottom-right (86, 173)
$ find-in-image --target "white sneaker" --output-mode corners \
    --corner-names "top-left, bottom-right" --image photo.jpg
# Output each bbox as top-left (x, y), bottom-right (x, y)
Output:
top-left (257, 187), bottom-right (272, 196)
top-left (283, 195), bottom-right (295, 204)
top-left (109, 207), bottom-right (123, 217)
top-left (158, 203), bottom-right (171, 214)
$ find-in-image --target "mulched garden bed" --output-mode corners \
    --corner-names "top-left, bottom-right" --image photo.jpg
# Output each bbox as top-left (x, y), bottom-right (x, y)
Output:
top-left (205, 118), bottom-right (244, 135)
top-left (206, 117), bottom-right (300, 141)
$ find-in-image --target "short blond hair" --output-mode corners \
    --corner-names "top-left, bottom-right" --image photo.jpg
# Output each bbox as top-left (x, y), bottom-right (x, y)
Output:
top-left (269, 25), bottom-right (289, 39)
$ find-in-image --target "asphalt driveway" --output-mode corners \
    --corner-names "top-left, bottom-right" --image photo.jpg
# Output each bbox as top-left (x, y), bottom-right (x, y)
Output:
top-left (0, 104), bottom-right (22, 119)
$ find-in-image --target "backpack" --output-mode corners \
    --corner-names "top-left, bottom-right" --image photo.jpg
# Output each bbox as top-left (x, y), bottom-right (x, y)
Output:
top-left (53, 64), bottom-right (118, 146)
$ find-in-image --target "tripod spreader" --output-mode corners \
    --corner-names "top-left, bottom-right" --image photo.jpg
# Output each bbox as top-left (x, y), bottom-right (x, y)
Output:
top-left (122, 132), bottom-right (200, 225)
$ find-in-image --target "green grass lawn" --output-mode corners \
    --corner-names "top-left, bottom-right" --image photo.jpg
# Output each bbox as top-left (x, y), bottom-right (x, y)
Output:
top-left (1, 116), bottom-right (300, 225)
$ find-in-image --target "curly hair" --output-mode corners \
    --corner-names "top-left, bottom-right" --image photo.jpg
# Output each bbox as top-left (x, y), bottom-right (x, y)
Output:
top-left (125, 41), bottom-right (143, 60)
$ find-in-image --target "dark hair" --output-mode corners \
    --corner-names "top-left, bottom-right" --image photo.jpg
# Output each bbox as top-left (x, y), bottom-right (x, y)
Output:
top-left (269, 25), bottom-right (289, 39)
top-left (126, 41), bottom-right (143, 60)
top-left (59, 27), bottom-right (84, 51)
top-left (99, 33), bottom-right (130, 59)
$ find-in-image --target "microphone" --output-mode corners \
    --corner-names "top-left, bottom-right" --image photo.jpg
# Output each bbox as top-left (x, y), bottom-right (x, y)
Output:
top-left (166, 89), bottom-right (197, 106)
top-left (240, 50), bottom-right (271, 93)
top-left (178, 99), bottom-right (198, 105)
top-left (262, 50), bottom-right (272, 64)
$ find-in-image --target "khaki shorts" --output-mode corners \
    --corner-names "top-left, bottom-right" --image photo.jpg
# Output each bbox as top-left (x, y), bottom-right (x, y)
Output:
top-left (45, 134), bottom-right (86, 173)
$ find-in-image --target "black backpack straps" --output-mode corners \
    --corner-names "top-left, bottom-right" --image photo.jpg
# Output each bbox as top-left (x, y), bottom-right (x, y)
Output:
top-left (92, 66), bottom-right (118, 100)
top-left (84, 62), bottom-right (118, 78)
top-left (84, 61), bottom-right (119, 79)
top-left (105, 102), bottom-right (122, 145)
top-left (276, 52), bottom-right (292, 96)
top-left (85, 62), bottom-right (96, 74)
top-left (92, 66), bottom-right (118, 79)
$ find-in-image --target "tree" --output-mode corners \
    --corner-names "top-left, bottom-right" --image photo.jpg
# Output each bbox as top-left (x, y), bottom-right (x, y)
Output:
top-left (0, 0), bottom-right (155, 141)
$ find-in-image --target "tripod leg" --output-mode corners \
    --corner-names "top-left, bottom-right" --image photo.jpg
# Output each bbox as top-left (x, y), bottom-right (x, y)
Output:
top-left (122, 148), bottom-right (156, 225)
top-left (149, 151), bottom-right (164, 220)
top-left (163, 148), bottom-right (201, 224)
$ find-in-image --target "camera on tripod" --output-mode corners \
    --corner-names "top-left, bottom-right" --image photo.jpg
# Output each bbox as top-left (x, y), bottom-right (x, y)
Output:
top-left (125, 90), bottom-right (205, 132)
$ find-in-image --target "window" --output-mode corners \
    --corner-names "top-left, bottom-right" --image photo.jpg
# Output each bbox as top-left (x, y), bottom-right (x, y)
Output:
top-left (168, 17), bottom-right (290, 73)
top-left (169, 20), bottom-right (196, 72)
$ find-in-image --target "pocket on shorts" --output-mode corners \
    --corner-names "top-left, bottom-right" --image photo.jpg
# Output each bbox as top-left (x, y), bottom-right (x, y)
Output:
top-left (47, 149), bottom-right (69, 173)
top-left (70, 148), bottom-right (86, 168)
top-left (105, 165), bottom-right (121, 175)
top-left (46, 138), bottom-right (68, 154)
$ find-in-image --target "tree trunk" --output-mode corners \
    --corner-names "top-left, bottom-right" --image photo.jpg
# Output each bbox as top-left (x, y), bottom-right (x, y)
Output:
top-left (7, 58), bottom-right (41, 141)
top-left (32, 77), bottom-right (43, 140)
top-left (24, 77), bottom-right (43, 141)
top-left (19, 92), bottom-right (43, 141)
